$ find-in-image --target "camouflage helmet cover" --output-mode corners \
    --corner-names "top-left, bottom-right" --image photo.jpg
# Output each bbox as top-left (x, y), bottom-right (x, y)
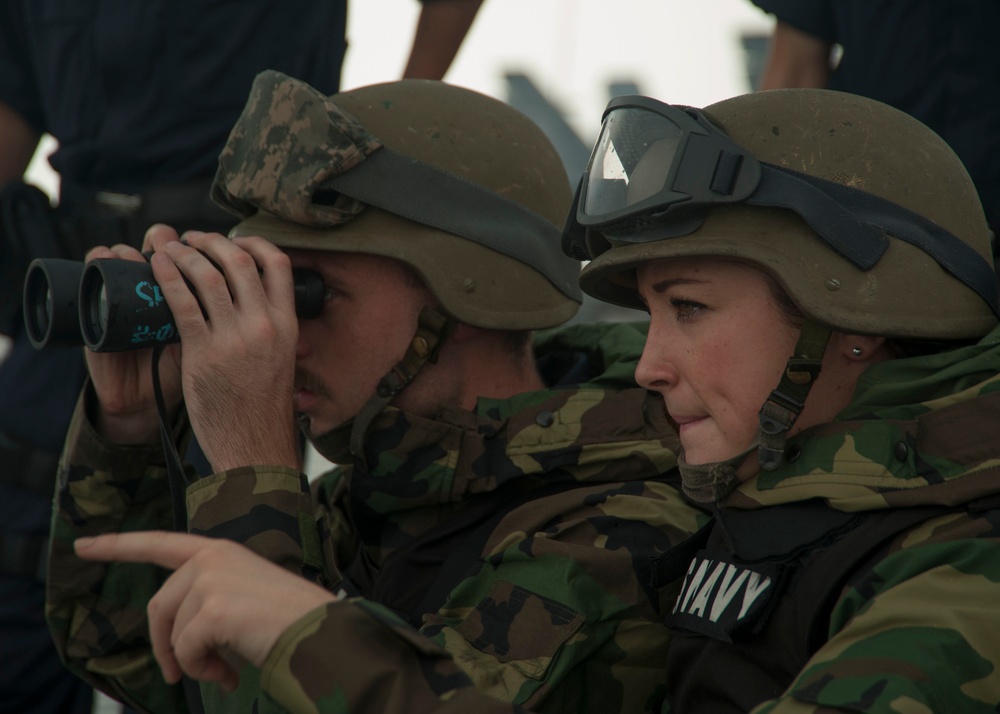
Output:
top-left (578, 89), bottom-right (999, 339)
top-left (213, 70), bottom-right (580, 330)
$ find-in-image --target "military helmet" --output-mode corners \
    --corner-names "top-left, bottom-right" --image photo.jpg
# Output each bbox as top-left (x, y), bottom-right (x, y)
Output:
top-left (213, 70), bottom-right (581, 330)
top-left (567, 88), bottom-right (999, 339)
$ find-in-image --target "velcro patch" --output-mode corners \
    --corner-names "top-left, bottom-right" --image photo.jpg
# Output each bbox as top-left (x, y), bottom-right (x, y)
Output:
top-left (666, 550), bottom-right (783, 642)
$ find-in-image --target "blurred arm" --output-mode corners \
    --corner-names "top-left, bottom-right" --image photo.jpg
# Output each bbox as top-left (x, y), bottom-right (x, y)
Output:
top-left (759, 21), bottom-right (833, 90)
top-left (0, 101), bottom-right (41, 186)
top-left (403, 0), bottom-right (484, 80)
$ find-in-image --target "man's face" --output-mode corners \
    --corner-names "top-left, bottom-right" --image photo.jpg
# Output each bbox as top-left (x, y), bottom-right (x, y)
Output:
top-left (285, 248), bottom-right (430, 437)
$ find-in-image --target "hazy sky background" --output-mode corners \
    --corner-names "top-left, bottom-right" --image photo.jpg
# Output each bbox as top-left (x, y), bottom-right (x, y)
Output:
top-left (343, 0), bottom-right (773, 142)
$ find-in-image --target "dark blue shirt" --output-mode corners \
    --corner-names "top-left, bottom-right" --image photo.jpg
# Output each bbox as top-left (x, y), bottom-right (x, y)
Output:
top-left (0, 0), bottom-right (346, 195)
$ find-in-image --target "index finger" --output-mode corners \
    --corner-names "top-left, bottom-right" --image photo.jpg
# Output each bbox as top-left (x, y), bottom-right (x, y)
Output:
top-left (74, 531), bottom-right (209, 571)
top-left (143, 223), bottom-right (183, 253)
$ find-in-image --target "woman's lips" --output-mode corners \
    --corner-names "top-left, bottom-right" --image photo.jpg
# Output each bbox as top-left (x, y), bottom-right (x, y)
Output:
top-left (672, 414), bottom-right (707, 433)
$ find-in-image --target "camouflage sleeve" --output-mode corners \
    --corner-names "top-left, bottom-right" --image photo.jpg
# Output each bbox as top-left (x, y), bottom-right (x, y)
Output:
top-left (184, 465), bottom-right (340, 714)
top-left (46, 383), bottom-right (191, 713)
top-left (751, 520), bottom-right (1000, 713)
top-left (419, 480), bottom-right (703, 714)
top-left (259, 599), bottom-right (525, 714)
top-left (312, 465), bottom-right (358, 586)
top-left (186, 466), bottom-right (328, 580)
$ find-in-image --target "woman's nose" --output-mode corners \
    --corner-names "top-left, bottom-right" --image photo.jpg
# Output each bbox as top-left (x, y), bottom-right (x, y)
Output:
top-left (635, 320), bottom-right (680, 392)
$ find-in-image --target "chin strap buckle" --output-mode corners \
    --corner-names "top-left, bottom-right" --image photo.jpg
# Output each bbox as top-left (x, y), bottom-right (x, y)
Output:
top-left (349, 306), bottom-right (453, 466)
top-left (756, 322), bottom-right (830, 471)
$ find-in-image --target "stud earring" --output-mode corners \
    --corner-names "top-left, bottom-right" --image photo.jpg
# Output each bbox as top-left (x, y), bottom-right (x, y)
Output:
top-left (852, 347), bottom-right (863, 356)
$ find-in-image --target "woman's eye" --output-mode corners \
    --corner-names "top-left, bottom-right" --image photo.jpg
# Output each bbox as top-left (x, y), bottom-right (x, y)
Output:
top-left (670, 298), bottom-right (705, 321)
top-left (323, 287), bottom-right (336, 302)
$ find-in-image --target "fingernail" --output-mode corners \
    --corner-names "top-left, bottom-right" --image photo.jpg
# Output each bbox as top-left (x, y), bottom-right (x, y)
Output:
top-left (75, 537), bottom-right (94, 549)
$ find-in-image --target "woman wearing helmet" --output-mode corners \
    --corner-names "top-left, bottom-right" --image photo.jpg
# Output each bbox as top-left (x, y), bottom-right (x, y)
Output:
top-left (564, 88), bottom-right (1000, 712)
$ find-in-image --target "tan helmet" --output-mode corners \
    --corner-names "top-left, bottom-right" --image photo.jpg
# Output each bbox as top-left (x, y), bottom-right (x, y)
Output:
top-left (564, 88), bottom-right (999, 483)
top-left (571, 88), bottom-right (999, 339)
top-left (213, 70), bottom-right (581, 330)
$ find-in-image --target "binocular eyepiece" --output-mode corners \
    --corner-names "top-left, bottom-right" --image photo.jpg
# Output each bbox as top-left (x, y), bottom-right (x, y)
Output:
top-left (23, 256), bottom-right (325, 352)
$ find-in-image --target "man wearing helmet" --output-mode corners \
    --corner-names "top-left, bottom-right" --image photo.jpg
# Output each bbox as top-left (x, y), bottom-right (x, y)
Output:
top-left (45, 72), bottom-right (705, 714)
top-left (564, 88), bottom-right (1000, 711)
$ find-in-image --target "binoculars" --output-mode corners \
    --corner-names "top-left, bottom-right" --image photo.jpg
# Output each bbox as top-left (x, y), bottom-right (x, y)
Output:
top-left (23, 256), bottom-right (325, 352)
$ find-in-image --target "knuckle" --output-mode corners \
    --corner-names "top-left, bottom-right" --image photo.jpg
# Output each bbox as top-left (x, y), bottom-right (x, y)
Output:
top-left (230, 250), bottom-right (257, 272)
top-left (267, 250), bottom-right (292, 272)
top-left (200, 270), bottom-right (228, 293)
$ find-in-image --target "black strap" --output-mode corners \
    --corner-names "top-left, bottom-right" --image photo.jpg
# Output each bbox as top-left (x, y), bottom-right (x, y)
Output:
top-left (151, 346), bottom-right (189, 534)
top-left (325, 146), bottom-right (581, 300)
top-left (150, 347), bottom-right (208, 714)
top-left (751, 164), bottom-right (1000, 316)
top-left (748, 166), bottom-right (888, 269)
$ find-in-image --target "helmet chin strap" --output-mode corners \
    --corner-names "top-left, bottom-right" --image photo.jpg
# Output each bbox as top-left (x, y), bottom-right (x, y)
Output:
top-left (678, 442), bottom-right (757, 503)
top-left (757, 319), bottom-right (830, 471)
top-left (294, 306), bottom-right (455, 467)
top-left (348, 305), bottom-right (454, 468)
top-left (678, 320), bottom-right (830, 502)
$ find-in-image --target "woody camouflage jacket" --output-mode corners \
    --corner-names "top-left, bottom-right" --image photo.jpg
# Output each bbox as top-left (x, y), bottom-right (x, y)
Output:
top-left (661, 325), bottom-right (1000, 713)
top-left (47, 321), bottom-right (708, 714)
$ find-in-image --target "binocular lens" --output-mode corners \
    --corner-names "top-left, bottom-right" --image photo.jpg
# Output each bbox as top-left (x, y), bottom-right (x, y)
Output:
top-left (22, 258), bottom-right (86, 349)
top-left (26, 287), bottom-right (53, 339)
top-left (100, 287), bottom-right (109, 331)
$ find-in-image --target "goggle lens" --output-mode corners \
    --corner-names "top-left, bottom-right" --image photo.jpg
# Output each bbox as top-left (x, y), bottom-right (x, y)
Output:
top-left (583, 108), bottom-right (686, 220)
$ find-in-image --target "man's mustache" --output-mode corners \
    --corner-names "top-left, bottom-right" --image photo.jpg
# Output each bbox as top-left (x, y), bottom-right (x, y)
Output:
top-left (294, 368), bottom-right (331, 398)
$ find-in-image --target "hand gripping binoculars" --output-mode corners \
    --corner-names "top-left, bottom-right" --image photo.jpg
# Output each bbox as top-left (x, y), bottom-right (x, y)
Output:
top-left (23, 256), bottom-right (325, 352)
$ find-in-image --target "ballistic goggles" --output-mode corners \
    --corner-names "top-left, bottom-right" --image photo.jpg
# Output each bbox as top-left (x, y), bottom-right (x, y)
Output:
top-left (562, 96), bottom-right (999, 317)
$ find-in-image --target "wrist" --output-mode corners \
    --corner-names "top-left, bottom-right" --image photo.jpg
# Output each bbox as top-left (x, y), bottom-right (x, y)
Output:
top-left (94, 405), bottom-right (163, 445)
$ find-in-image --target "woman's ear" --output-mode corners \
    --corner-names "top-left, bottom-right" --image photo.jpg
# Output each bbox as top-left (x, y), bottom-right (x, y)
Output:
top-left (833, 332), bottom-right (889, 362)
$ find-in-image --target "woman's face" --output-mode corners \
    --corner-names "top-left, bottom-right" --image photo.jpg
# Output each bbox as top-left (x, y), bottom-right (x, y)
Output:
top-left (635, 257), bottom-right (802, 469)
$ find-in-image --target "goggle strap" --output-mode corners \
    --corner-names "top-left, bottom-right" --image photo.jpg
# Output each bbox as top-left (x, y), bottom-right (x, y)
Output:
top-left (327, 147), bottom-right (580, 300)
top-left (752, 164), bottom-right (1000, 316)
top-left (757, 321), bottom-right (831, 471)
top-left (748, 165), bottom-right (888, 269)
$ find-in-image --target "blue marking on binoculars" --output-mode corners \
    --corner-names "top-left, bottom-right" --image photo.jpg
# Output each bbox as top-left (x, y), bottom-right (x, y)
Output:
top-left (131, 323), bottom-right (177, 345)
top-left (135, 281), bottom-right (165, 308)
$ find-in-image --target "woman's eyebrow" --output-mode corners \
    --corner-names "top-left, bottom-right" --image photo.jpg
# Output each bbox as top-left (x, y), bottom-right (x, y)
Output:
top-left (648, 277), bottom-right (709, 294)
